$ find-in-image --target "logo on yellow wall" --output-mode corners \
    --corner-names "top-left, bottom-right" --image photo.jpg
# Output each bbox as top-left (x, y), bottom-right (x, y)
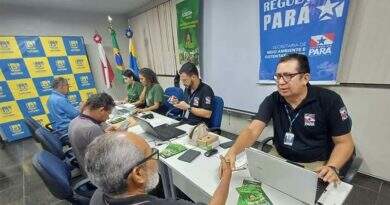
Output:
top-left (0, 37), bottom-right (22, 59)
top-left (7, 79), bottom-right (38, 100)
top-left (0, 40), bottom-right (10, 49)
top-left (70, 40), bottom-right (79, 49)
top-left (10, 124), bottom-right (23, 134)
top-left (17, 83), bottom-right (29, 92)
top-left (33, 61), bottom-right (45, 70)
top-left (26, 40), bottom-right (37, 50)
top-left (0, 101), bottom-right (23, 123)
top-left (8, 63), bottom-right (22, 74)
top-left (69, 56), bottom-right (90, 74)
top-left (48, 40), bottom-right (59, 50)
top-left (26, 101), bottom-right (38, 112)
top-left (24, 58), bottom-right (53, 77)
top-left (1, 105), bottom-right (12, 114)
top-left (56, 59), bottom-right (66, 69)
top-left (40, 37), bottom-right (66, 57)
top-left (76, 59), bottom-right (84, 66)
top-left (80, 75), bottom-right (89, 84)
top-left (40, 80), bottom-right (52, 90)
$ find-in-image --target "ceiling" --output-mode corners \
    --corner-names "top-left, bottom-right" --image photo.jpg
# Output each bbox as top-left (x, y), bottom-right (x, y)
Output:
top-left (0, 0), bottom-right (155, 15)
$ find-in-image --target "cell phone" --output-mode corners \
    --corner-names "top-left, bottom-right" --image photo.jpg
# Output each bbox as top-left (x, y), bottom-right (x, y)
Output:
top-left (219, 140), bottom-right (235, 149)
top-left (178, 149), bottom-right (201, 163)
top-left (141, 113), bottom-right (154, 119)
top-left (204, 148), bottom-right (218, 157)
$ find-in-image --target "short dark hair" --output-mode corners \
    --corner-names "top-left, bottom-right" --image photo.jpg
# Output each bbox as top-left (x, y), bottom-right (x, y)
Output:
top-left (85, 93), bottom-right (115, 111)
top-left (122, 69), bottom-right (139, 82)
top-left (179, 62), bottom-right (199, 76)
top-left (52, 77), bottom-right (67, 89)
top-left (278, 53), bottom-right (310, 74)
top-left (139, 68), bottom-right (158, 84)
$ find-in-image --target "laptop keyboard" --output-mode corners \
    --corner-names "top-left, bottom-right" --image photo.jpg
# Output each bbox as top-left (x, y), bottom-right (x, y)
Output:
top-left (315, 179), bottom-right (329, 202)
top-left (154, 124), bottom-right (185, 140)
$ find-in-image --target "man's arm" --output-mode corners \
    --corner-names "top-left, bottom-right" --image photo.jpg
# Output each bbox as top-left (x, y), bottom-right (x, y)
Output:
top-left (224, 120), bottom-right (266, 170)
top-left (209, 156), bottom-right (232, 205)
top-left (317, 133), bottom-right (355, 183)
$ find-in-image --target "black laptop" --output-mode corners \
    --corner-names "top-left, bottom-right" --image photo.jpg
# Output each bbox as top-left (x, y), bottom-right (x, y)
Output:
top-left (135, 117), bottom-right (186, 141)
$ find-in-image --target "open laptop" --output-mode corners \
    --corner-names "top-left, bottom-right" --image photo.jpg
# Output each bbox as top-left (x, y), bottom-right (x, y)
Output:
top-left (246, 148), bottom-right (328, 205)
top-left (135, 116), bottom-right (186, 141)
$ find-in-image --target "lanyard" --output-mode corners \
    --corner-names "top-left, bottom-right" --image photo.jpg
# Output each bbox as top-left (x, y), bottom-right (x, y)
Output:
top-left (186, 89), bottom-right (198, 104)
top-left (284, 104), bottom-right (300, 132)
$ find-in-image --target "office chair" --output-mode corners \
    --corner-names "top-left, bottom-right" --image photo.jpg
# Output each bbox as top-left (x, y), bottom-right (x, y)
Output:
top-left (208, 96), bottom-right (224, 134)
top-left (35, 128), bottom-right (79, 170)
top-left (25, 117), bottom-right (70, 146)
top-left (164, 87), bottom-right (185, 119)
top-left (258, 137), bottom-right (363, 183)
top-left (32, 150), bottom-right (95, 205)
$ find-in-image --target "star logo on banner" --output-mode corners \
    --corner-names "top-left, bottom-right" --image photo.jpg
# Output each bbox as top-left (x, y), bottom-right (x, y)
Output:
top-left (317, 0), bottom-right (344, 21)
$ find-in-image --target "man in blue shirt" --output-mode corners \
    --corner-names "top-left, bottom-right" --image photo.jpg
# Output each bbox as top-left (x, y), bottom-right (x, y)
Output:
top-left (47, 77), bottom-right (80, 135)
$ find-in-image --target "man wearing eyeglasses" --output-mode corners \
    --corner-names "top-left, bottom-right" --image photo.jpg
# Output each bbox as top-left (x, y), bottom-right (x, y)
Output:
top-left (85, 131), bottom-right (232, 205)
top-left (222, 53), bottom-right (355, 184)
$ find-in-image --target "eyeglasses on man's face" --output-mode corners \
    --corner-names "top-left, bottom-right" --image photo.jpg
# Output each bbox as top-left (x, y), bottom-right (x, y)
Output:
top-left (123, 148), bottom-right (159, 179)
top-left (273, 72), bottom-right (305, 83)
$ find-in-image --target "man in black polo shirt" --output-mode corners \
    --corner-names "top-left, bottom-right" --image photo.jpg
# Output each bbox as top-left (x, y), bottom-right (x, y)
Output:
top-left (172, 62), bottom-right (215, 126)
top-left (223, 53), bottom-right (355, 183)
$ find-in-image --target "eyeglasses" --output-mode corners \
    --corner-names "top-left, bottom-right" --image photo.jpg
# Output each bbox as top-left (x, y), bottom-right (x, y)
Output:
top-left (273, 72), bottom-right (305, 83)
top-left (123, 148), bottom-right (159, 179)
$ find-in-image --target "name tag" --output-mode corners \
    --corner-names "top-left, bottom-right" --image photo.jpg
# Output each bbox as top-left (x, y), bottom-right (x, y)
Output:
top-left (284, 132), bottom-right (294, 146)
top-left (184, 110), bottom-right (190, 119)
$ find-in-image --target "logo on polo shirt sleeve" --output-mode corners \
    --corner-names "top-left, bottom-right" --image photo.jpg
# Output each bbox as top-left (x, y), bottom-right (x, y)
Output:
top-left (339, 106), bottom-right (349, 121)
top-left (205, 96), bottom-right (211, 105)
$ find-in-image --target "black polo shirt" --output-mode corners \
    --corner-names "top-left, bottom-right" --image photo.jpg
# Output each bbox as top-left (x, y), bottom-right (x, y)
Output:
top-left (90, 189), bottom-right (198, 205)
top-left (182, 81), bottom-right (214, 126)
top-left (254, 85), bottom-right (352, 163)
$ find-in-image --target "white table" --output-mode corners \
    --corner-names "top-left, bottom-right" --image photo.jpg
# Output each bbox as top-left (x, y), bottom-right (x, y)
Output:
top-left (127, 111), bottom-right (353, 205)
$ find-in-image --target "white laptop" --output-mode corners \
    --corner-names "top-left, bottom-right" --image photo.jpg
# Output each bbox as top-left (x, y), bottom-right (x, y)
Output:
top-left (246, 148), bottom-right (328, 205)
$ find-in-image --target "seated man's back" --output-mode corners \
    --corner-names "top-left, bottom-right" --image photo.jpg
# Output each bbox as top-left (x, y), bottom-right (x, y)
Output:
top-left (47, 77), bottom-right (79, 135)
top-left (68, 93), bottom-right (115, 172)
top-left (68, 115), bottom-right (104, 170)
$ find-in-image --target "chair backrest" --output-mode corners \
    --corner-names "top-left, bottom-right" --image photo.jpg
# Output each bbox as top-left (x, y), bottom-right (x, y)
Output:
top-left (32, 150), bottom-right (73, 200)
top-left (25, 117), bottom-right (43, 133)
top-left (209, 96), bottom-right (224, 129)
top-left (35, 128), bottom-right (65, 160)
top-left (163, 87), bottom-right (185, 115)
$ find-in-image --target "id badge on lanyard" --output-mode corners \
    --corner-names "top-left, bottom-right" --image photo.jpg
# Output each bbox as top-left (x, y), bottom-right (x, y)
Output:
top-left (284, 105), bottom-right (300, 147)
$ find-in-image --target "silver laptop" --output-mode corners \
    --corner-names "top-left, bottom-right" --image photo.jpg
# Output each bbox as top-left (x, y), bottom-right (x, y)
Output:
top-left (246, 148), bottom-right (327, 205)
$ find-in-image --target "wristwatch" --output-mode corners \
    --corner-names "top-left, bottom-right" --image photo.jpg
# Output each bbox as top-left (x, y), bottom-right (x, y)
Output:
top-left (328, 165), bottom-right (340, 176)
top-left (187, 106), bottom-right (192, 112)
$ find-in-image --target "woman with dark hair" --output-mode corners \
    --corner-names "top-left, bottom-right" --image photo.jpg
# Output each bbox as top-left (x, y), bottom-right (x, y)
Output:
top-left (121, 69), bottom-right (143, 103)
top-left (133, 68), bottom-right (165, 113)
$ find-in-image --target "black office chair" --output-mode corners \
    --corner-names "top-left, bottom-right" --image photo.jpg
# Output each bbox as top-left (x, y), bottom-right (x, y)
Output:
top-left (258, 137), bottom-right (362, 183)
top-left (34, 127), bottom-right (79, 170)
top-left (25, 117), bottom-right (70, 146)
top-left (32, 150), bottom-right (95, 205)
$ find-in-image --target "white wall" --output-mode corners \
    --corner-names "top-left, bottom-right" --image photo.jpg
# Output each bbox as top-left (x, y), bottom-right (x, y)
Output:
top-left (0, 4), bottom-right (129, 100)
top-left (200, 0), bottom-right (390, 181)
